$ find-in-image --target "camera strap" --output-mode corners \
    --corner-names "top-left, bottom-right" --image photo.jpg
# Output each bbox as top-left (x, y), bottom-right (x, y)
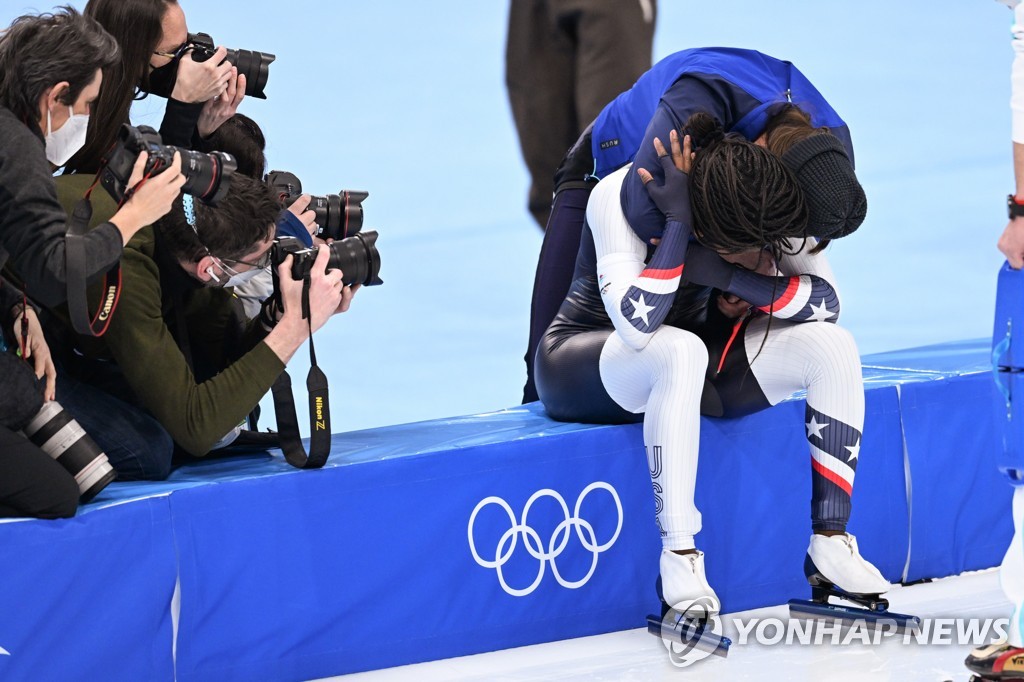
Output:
top-left (66, 190), bottom-right (123, 337)
top-left (270, 275), bottom-right (331, 468)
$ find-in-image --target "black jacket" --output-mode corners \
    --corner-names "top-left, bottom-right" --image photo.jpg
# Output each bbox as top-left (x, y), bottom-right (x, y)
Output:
top-left (0, 105), bottom-right (123, 308)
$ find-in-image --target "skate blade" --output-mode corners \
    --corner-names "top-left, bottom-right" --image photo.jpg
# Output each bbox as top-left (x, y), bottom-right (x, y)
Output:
top-left (646, 613), bottom-right (731, 658)
top-left (788, 599), bottom-right (920, 634)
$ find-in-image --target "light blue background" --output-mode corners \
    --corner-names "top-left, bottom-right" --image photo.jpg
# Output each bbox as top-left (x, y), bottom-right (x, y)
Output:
top-left (1, 1), bottom-right (1013, 433)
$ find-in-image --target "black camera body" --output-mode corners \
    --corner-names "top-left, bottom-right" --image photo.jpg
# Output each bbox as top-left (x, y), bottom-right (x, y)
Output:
top-left (271, 234), bottom-right (383, 289)
top-left (99, 124), bottom-right (237, 206)
top-left (265, 170), bottom-right (368, 242)
top-left (189, 32), bottom-right (275, 100)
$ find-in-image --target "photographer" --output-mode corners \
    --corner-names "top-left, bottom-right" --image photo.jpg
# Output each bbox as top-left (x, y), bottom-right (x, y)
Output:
top-left (0, 280), bottom-right (78, 519)
top-left (0, 8), bottom-right (182, 516)
top-left (0, 7), bottom-right (184, 308)
top-left (205, 113), bottom-right (319, 318)
top-left (51, 173), bottom-right (356, 479)
top-left (67, 0), bottom-right (244, 174)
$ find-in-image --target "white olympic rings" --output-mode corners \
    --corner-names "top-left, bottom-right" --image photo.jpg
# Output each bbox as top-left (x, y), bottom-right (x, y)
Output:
top-left (467, 482), bottom-right (623, 597)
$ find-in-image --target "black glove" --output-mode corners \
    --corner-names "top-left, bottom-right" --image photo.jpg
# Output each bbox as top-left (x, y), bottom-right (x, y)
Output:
top-left (639, 147), bottom-right (691, 223)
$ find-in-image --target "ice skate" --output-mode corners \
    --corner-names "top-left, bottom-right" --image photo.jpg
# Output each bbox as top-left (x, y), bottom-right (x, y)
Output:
top-left (965, 642), bottom-right (1024, 681)
top-left (788, 533), bottom-right (920, 633)
top-left (646, 549), bottom-right (730, 658)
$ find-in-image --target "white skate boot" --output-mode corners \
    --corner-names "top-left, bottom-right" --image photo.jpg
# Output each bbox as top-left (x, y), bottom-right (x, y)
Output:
top-left (660, 549), bottom-right (720, 615)
top-left (806, 533), bottom-right (890, 597)
top-left (789, 533), bottom-right (919, 633)
top-left (648, 549), bottom-right (730, 662)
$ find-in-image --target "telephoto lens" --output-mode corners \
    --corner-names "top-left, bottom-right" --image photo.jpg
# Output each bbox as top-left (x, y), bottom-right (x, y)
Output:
top-left (288, 231), bottom-right (383, 287)
top-left (22, 401), bottom-right (116, 502)
top-left (265, 170), bottom-right (369, 241)
top-left (100, 124), bottom-right (237, 207)
top-left (189, 32), bottom-right (275, 99)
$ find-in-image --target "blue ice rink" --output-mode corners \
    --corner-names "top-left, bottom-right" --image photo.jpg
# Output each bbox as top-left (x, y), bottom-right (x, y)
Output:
top-left (0, 1), bottom-right (1013, 432)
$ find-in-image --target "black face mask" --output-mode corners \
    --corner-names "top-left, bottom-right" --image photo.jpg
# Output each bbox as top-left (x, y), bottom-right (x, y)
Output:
top-left (142, 60), bottom-right (179, 99)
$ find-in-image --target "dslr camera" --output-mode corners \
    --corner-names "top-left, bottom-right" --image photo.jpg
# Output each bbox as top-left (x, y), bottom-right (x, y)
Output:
top-left (100, 124), bottom-right (237, 206)
top-left (271, 233), bottom-right (383, 289)
top-left (265, 170), bottom-right (368, 242)
top-left (189, 32), bottom-right (275, 100)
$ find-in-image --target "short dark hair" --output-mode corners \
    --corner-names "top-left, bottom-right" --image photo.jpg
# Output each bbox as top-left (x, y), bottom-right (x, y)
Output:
top-left (205, 114), bottom-right (267, 180)
top-left (0, 6), bottom-right (119, 131)
top-left (157, 175), bottom-right (280, 263)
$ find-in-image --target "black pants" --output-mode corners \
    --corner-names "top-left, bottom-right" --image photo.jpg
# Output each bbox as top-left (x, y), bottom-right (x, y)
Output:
top-left (506, 0), bottom-right (655, 228)
top-left (0, 425), bottom-right (78, 519)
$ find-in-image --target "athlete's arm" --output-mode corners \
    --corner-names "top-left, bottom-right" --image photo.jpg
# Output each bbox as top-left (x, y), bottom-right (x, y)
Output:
top-left (591, 137), bottom-right (693, 350)
top-left (685, 238), bottom-right (842, 323)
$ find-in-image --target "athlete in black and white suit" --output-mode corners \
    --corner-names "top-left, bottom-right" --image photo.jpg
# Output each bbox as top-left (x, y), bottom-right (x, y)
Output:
top-left (535, 128), bottom-right (889, 612)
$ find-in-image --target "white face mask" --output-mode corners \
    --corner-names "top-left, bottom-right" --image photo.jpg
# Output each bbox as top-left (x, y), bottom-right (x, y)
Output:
top-left (45, 105), bottom-right (89, 166)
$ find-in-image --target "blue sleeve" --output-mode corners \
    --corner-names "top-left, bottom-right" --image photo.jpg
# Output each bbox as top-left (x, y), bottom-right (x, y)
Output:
top-left (620, 75), bottom-right (760, 244)
top-left (275, 209), bottom-right (313, 247)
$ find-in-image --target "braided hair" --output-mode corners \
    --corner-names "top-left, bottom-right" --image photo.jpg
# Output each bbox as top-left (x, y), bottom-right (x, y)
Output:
top-left (686, 113), bottom-right (809, 262)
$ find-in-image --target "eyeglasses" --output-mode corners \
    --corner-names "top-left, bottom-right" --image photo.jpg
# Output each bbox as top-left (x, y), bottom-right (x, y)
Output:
top-left (221, 249), bottom-right (273, 272)
top-left (152, 41), bottom-right (191, 62)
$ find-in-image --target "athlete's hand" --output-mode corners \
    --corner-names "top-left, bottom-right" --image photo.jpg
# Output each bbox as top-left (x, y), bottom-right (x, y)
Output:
top-left (1000, 218), bottom-right (1024, 269)
top-left (637, 130), bottom-right (694, 223)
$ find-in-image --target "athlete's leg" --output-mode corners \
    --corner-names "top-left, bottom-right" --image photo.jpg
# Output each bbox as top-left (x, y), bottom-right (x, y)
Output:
top-left (600, 326), bottom-right (708, 550)
top-left (737, 318), bottom-right (863, 532)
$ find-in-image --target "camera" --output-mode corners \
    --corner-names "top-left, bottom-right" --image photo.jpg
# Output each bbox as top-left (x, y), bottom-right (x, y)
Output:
top-left (22, 401), bottom-right (116, 502)
top-left (271, 234), bottom-right (383, 288)
top-left (189, 32), bottom-right (275, 100)
top-left (100, 124), bottom-right (238, 206)
top-left (265, 170), bottom-right (368, 242)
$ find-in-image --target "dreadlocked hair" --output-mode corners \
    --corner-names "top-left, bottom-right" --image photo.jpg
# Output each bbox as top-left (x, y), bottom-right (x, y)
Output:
top-left (686, 112), bottom-right (810, 264)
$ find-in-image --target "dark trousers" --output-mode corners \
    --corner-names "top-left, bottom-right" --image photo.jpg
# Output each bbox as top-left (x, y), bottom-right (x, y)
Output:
top-left (506, 0), bottom-right (655, 228)
top-left (56, 368), bottom-right (174, 481)
top-left (0, 425), bottom-right (78, 519)
top-left (522, 185), bottom-right (593, 403)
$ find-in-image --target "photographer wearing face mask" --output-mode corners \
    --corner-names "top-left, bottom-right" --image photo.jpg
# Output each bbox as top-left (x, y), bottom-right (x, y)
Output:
top-left (0, 8), bottom-right (183, 517)
top-left (49, 173), bottom-right (356, 480)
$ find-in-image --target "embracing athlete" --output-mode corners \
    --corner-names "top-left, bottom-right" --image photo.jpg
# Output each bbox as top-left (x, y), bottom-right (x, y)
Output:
top-left (534, 113), bottom-right (910, 630)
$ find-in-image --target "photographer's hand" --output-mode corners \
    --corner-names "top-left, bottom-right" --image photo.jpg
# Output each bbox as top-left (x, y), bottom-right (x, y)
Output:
top-left (286, 194), bottom-right (318, 240)
top-left (264, 247), bottom-right (344, 363)
top-left (172, 46), bottom-right (234, 103)
top-left (197, 68), bottom-right (246, 138)
top-left (109, 152), bottom-right (186, 245)
top-left (14, 307), bottom-right (56, 401)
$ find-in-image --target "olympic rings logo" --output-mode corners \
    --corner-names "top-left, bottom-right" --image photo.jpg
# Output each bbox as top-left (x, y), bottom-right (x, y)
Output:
top-left (467, 482), bottom-right (623, 597)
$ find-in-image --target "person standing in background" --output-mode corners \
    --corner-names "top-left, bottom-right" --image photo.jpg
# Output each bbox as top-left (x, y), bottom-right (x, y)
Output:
top-left (506, 0), bottom-right (656, 230)
top-left (967, 2), bottom-right (1024, 679)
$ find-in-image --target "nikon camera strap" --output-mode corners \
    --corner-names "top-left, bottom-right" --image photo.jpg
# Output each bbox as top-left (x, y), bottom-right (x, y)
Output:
top-left (270, 274), bottom-right (332, 468)
top-left (66, 193), bottom-right (123, 337)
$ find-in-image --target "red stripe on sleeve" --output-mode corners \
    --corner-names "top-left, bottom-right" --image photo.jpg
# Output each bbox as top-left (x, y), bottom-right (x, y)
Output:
top-left (757, 276), bottom-right (800, 314)
top-left (810, 457), bottom-right (853, 496)
top-left (639, 265), bottom-right (684, 281)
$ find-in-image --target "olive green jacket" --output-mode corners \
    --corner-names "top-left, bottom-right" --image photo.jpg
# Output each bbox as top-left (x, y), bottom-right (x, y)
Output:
top-left (54, 176), bottom-right (284, 456)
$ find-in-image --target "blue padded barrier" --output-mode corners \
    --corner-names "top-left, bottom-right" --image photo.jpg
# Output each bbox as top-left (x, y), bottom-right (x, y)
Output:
top-left (899, 372), bottom-right (1014, 581)
top-left (0, 338), bottom-right (1010, 681)
top-left (0, 497), bottom-right (177, 681)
